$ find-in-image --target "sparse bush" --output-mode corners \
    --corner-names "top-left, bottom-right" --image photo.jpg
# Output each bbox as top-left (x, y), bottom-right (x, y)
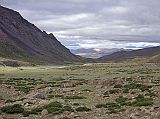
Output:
top-left (106, 103), bottom-right (121, 110)
top-left (95, 104), bottom-right (106, 108)
top-left (109, 89), bottom-right (119, 94)
top-left (14, 86), bottom-right (31, 93)
top-left (1, 104), bottom-right (24, 114)
top-left (48, 95), bottom-right (64, 99)
top-left (76, 107), bottom-right (91, 112)
top-left (129, 94), bottom-right (154, 106)
top-left (123, 88), bottom-right (129, 93)
top-left (124, 83), bottom-right (152, 92)
top-left (43, 102), bottom-right (63, 113)
top-left (114, 84), bottom-right (123, 88)
top-left (22, 111), bottom-right (31, 117)
top-left (115, 96), bottom-right (127, 106)
top-left (62, 106), bottom-right (74, 112)
top-left (5, 99), bottom-right (15, 103)
top-left (73, 103), bottom-right (80, 106)
top-left (145, 91), bottom-right (157, 97)
top-left (95, 103), bottom-right (120, 110)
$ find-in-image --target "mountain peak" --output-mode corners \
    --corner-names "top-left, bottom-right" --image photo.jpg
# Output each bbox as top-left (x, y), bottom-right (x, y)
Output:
top-left (0, 6), bottom-right (87, 64)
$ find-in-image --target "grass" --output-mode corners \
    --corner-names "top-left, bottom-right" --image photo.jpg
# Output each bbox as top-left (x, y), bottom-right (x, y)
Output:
top-left (0, 63), bottom-right (159, 118)
top-left (75, 107), bottom-right (91, 112)
top-left (115, 96), bottom-right (128, 106)
top-left (22, 102), bottom-right (74, 117)
top-left (109, 89), bottom-right (119, 94)
top-left (1, 104), bottom-right (24, 114)
top-left (130, 94), bottom-right (154, 106)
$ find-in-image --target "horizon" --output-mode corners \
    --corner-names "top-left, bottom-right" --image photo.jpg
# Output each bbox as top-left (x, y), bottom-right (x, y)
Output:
top-left (1, 0), bottom-right (160, 50)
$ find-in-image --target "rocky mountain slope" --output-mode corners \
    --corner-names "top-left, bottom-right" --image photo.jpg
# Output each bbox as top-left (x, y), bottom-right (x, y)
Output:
top-left (148, 54), bottom-right (160, 63)
top-left (97, 46), bottom-right (160, 62)
top-left (0, 6), bottom-right (87, 64)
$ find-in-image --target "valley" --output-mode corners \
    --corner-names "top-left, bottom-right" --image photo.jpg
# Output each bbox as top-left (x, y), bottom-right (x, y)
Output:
top-left (0, 63), bottom-right (160, 119)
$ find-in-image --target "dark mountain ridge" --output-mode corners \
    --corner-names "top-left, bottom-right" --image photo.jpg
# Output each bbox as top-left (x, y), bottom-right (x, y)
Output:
top-left (97, 46), bottom-right (160, 62)
top-left (0, 6), bottom-right (88, 64)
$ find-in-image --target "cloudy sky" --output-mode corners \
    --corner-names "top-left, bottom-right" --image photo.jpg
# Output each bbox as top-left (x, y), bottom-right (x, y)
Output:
top-left (1, 0), bottom-right (160, 49)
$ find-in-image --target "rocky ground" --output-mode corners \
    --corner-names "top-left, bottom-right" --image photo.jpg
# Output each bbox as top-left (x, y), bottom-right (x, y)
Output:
top-left (0, 63), bottom-right (160, 119)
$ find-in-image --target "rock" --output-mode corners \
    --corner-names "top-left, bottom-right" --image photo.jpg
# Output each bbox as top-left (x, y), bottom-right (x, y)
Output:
top-left (33, 92), bottom-right (45, 99)
top-left (44, 87), bottom-right (52, 93)
top-left (41, 109), bottom-right (48, 116)
top-left (38, 100), bottom-right (49, 105)
top-left (155, 112), bottom-right (160, 118)
top-left (70, 112), bottom-right (75, 116)
top-left (144, 109), bottom-right (151, 114)
top-left (24, 103), bottom-right (29, 107)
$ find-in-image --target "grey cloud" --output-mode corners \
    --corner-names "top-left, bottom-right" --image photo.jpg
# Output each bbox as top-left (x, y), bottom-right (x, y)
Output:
top-left (1, 0), bottom-right (160, 49)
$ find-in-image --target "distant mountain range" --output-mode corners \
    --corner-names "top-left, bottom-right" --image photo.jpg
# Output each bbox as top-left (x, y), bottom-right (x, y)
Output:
top-left (71, 48), bottom-right (127, 58)
top-left (97, 46), bottom-right (160, 63)
top-left (0, 6), bottom-right (89, 64)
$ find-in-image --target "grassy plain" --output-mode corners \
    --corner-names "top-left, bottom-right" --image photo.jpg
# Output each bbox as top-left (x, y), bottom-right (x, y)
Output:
top-left (0, 63), bottom-right (160, 119)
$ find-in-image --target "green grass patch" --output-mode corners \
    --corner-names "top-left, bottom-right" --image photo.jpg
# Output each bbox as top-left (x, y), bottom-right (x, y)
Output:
top-left (1, 104), bottom-right (24, 114)
top-left (75, 107), bottom-right (91, 112)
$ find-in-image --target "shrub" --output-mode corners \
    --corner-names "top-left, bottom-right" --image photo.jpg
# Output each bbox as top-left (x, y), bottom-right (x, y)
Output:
top-left (109, 89), bottom-right (119, 94)
top-left (132, 99), bottom-right (153, 106)
top-left (106, 103), bottom-right (121, 110)
top-left (5, 99), bottom-right (15, 103)
top-left (22, 111), bottom-right (30, 117)
top-left (96, 103), bottom-right (120, 110)
top-left (48, 95), bottom-right (64, 99)
top-left (124, 83), bottom-right (152, 92)
top-left (43, 102), bottom-right (63, 113)
top-left (115, 96), bottom-right (127, 106)
top-left (14, 86), bottom-right (31, 93)
top-left (114, 84), bottom-right (123, 88)
top-left (123, 88), bottom-right (129, 93)
top-left (73, 103), bottom-right (80, 106)
top-left (135, 94), bottom-right (144, 101)
top-left (95, 104), bottom-right (106, 108)
top-left (30, 107), bottom-right (43, 114)
top-left (145, 92), bottom-right (157, 97)
top-left (62, 106), bottom-right (74, 112)
top-left (1, 104), bottom-right (24, 114)
top-left (22, 107), bottom-right (43, 117)
top-left (76, 107), bottom-right (91, 112)
top-left (129, 94), bottom-right (153, 107)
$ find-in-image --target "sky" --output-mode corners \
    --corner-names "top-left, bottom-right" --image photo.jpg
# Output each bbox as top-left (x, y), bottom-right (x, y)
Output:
top-left (1, 0), bottom-right (160, 49)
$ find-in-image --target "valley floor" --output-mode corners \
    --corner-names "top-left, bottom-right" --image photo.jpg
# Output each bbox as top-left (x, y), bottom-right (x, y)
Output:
top-left (0, 63), bottom-right (160, 119)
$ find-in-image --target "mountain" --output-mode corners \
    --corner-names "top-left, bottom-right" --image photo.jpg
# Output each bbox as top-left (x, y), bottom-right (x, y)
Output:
top-left (71, 48), bottom-right (124, 58)
top-left (97, 46), bottom-right (160, 62)
top-left (148, 54), bottom-right (160, 63)
top-left (0, 6), bottom-right (88, 64)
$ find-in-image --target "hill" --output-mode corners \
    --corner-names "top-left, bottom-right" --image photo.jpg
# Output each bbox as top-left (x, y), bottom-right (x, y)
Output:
top-left (148, 54), bottom-right (160, 63)
top-left (97, 46), bottom-right (160, 62)
top-left (0, 6), bottom-right (88, 64)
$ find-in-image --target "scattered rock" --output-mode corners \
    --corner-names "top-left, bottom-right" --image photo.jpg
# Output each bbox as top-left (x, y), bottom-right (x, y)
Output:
top-left (33, 92), bottom-right (45, 99)
top-left (41, 109), bottom-right (48, 116)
